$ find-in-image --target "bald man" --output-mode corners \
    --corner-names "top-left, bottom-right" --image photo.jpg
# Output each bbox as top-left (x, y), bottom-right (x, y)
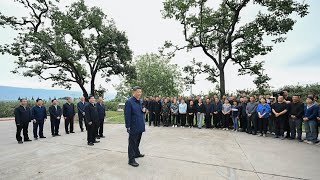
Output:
top-left (77, 96), bottom-right (87, 132)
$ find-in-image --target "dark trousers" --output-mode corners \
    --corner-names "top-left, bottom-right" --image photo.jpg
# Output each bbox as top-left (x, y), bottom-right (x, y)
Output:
top-left (128, 133), bottom-right (142, 163)
top-left (97, 119), bottom-right (104, 136)
top-left (50, 118), bottom-right (60, 135)
top-left (149, 113), bottom-right (155, 126)
top-left (275, 118), bottom-right (285, 136)
top-left (155, 113), bottom-right (160, 126)
top-left (187, 114), bottom-right (194, 127)
top-left (172, 114), bottom-right (178, 125)
top-left (284, 117), bottom-right (290, 137)
top-left (180, 114), bottom-right (186, 126)
top-left (87, 123), bottom-right (95, 143)
top-left (144, 112), bottom-right (148, 122)
top-left (258, 118), bottom-right (268, 134)
top-left (194, 114), bottom-right (198, 127)
top-left (268, 116), bottom-right (275, 133)
top-left (205, 114), bottom-right (212, 128)
top-left (16, 122), bottom-right (30, 142)
top-left (222, 114), bottom-right (230, 128)
top-left (240, 115), bottom-right (247, 131)
top-left (65, 116), bottom-right (74, 133)
top-left (247, 115), bottom-right (258, 134)
top-left (163, 113), bottom-right (169, 126)
top-left (213, 113), bottom-right (221, 128)
top-left (33, 121), bottom-right (44, 138)
top-left (289, 118), bottom-right (302, 139)
top-left (78, 115), bottom-right (86, 131)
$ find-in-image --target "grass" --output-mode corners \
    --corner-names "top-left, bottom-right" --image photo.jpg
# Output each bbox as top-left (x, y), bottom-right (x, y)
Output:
top-left (106, 111), bottom-right (125, 123)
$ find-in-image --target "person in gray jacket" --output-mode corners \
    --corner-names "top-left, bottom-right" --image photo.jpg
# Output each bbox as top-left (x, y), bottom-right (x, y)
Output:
top-left (246, 96), bottom-right (259, 135)
top-left (170, 98), bottom-right (179, 127)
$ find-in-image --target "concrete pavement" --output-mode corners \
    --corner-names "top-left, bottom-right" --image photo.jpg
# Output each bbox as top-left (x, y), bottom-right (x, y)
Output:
top-left (0, 120), bottom-right (319, 180)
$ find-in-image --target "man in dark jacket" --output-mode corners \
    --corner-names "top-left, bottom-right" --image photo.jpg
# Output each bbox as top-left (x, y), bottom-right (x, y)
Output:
top-left (14, 98), bottom-right (32, 144)
top-left (213, 97), bottom-right (222, 128)
top-left (96, 96), bottom-right (106, 138)
top-left (63, 97), bottom-right (75, 134)
top-left (153, 96), bottom-right (162, 127)
top-left (31, 98), bottom-right (47, 139)
top-left (77, 96), bottom-right (87, 132)
top-left (288, 95), bottom-right (304, 141)
top-left (148, 96), bottom-right (155, 126)
top-left (85, 95), bottom-right (100, 146)
top-left (204, 98), bottom-right (214, 128)
top-left (125, 86), bottom-right (146, 167)
top-left (49, 99), bottom-right (62, 137)
top-left (240, 96), bottom-right (248, 132)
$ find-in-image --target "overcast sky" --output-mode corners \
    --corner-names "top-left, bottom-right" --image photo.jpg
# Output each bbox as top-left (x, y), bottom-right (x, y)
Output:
top-left (0, 0), bottom-right (319, 96)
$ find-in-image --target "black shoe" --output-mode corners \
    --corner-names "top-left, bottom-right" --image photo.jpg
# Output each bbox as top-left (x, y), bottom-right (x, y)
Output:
top-left (66, 132), bottom-right (70, 134)
top-left (99, 136), bottom-right (105, 138)
top-left (40, 136), bottom-right (46, 138)
top-left (135, 154), bottom-right (145, 158)
top-left (24, 139), bottom-right (32, 142)
top-left (70, 132), bottom-right (75, 133)
top-left (81, 129), bottom-right (84, 132)
top-left (87, 142), bottom-right (94, 146)
top-left (128, 162), bottom-right (139, 167)
top-left (280, 136), bottom-right (285, 140)
top-left (34, 137), bottom-right (38, 140)
top-left (274, 136), bottom-right (279, 138)
top-left (96, 137), bottom-right (100, 139)
top-left (93, 141), bottom-right (100, 143)
top-left (55, 134), bottom-right (61, 136)
top-left (18, 141), bottom-right (23, 144)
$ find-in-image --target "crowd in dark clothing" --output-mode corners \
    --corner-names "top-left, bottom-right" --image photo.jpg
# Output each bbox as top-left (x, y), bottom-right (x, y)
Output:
top-left (142, 93), bottom-right (320, 145)
top-left (14, 96), bottom-right (106, 146)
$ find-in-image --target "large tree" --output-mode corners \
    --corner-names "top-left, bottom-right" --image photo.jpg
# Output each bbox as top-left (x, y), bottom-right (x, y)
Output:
top-left (116, 53), bottom-right (183, 97)
top-left (0, 0), bottom-right (134, 98)
top-left (161, 0), bottom-right (309, 96)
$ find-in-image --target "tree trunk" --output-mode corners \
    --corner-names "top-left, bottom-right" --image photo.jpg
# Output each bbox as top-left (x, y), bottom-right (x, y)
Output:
top-left (90, 73), bottom-right (96, 97)
top-left (78, 83), bottom-right (89, 101)
top-left (219, 68), bottom-right (226, 98)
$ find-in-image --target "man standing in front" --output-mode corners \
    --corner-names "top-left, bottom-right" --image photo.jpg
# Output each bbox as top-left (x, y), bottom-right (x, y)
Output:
top-left (84, 95), bottom-right (100, 146)
top-left (288, 95), bottom-right (304, 141)
top-left (14, 98), bottom-right (32, 144)
top-left (246, 96), bottom-right (258, 135)
top-left (96, 96), bottom-right (106, 138)
top-left (31, 98), bottom-right (47, 139)
top-left (272, 96), bottom-right (288, 139)
top-left (49, 99), bottom-right (62, 137)
top-left (63, 97), bottom-right (75, 134)
top-left (124, 86), bottom-right (146, 167)
top-left (77, 96), bottom-right (87, 132)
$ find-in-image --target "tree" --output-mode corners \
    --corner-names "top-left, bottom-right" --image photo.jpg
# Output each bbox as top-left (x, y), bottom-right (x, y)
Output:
top-left (0, 0), bottom-right (135, 98)
top-left (161, 0), bottom-right (309, 96)
top-left (116, 53), bottom-right (183, 97)
top-left (183, 58), bottom-right (203, 95)
top-left (253, 66), bottom-right (271, 95)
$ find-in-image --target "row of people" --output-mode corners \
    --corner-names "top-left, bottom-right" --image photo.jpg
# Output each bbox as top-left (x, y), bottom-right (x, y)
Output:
top-left (14, 96), bottom-right (106, 145)
top-left (142, 94), bottom-right (319, 144)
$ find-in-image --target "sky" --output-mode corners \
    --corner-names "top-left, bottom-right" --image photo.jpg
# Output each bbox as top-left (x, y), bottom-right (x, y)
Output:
top-left (0, 0), bottom-right (319, 96)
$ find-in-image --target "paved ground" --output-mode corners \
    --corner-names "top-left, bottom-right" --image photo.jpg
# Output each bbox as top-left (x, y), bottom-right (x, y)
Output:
top-left (0, 120), bottom-right (319, 180)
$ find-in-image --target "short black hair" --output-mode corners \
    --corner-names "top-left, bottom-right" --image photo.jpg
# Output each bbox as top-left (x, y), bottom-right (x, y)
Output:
top-left (132, 86), bottom-right (141, 91)
top-left (20, 98), bottom-right (27, 102)
top-left (51, 99), bottom-right (57, 103)
top-left (88, 95), bottom-right (95, 100)
top-left (36, 98), bottom-right (42, 102)
top-left (66, 97), bottom-right (71, 100)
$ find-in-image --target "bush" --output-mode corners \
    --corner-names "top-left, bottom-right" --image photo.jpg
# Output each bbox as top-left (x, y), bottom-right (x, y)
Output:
top-left (106, 101), bottom-right (119, 111)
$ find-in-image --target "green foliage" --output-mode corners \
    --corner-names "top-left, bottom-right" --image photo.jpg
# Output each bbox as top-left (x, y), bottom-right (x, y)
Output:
top-left (0, 0), bottom-right (134, 98)
top-left (161, 0), bottom-right (309, 96)
top-left (116, 53), bottom-right (184, 97)
top-left (105, 101), bottom-right (118, 111)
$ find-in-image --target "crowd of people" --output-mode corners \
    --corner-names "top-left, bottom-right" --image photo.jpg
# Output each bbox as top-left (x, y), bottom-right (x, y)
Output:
top-left (14, 96), bottom-right (106, 146)
top-left (142, 90), bottom-right (320, 145)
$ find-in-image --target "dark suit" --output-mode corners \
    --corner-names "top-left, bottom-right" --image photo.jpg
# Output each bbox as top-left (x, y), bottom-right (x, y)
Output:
top-left (153, 101), bottom-right (162, 127)
top-left (31, 105), bottom-right (47, 138)
top-left (49, 105), bottom-right (62, 135)
top-left (14, 105), bottom-right (32, 142)
top-left (125, 97), bottom-right (145, 163)
top-left (63, 103), bottom-right (75, 133)
top-left (96, 102), bottom-right (106, 137)
top-left (84, 103), bottom-right (99, 143)
top-left (77, 101), bottom-right (87, 131)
